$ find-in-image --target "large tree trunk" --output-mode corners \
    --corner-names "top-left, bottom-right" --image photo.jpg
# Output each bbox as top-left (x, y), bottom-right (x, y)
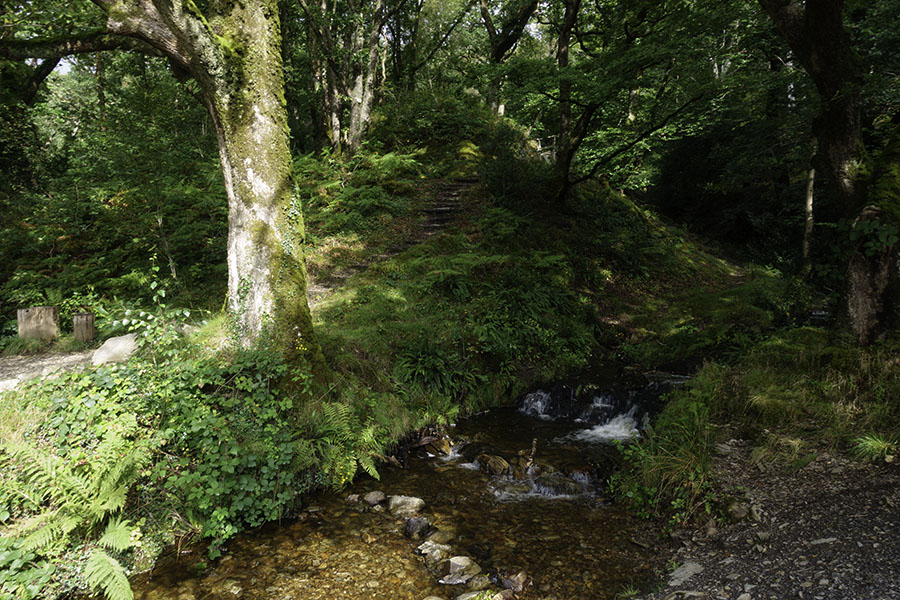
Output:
top-left (96, 0), bottom-right (327, 373)
top-left (346, 2), bottom-right (383, 154)
top-left (757, 0), bottom-right (890, 344)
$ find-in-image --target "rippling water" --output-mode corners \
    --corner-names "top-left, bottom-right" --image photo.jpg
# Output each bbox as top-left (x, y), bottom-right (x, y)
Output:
top-left (133, 386), bottom-right (673, 600)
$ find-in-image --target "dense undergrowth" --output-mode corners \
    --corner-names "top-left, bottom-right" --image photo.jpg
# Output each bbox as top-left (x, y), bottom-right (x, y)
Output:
top-left (0, 94), bottom-right (886, 600)
top-left (612, 324), bottom-right (900, 528)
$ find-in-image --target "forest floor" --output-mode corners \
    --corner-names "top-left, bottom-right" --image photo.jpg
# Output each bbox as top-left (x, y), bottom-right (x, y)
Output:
top-left (638, 433), bottom-right (900, 600)
top-left (305, 177), bottom-right (474, 309)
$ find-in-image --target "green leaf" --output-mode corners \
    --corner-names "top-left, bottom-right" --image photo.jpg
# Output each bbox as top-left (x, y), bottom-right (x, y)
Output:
top-left (84, 549), bottom-right (133, 600)
top-left (98, 518), bottom-right (135, 552)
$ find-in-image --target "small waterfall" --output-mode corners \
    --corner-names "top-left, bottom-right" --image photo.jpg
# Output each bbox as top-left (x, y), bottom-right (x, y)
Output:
top-left (516, 382), bottom-right (670, 444)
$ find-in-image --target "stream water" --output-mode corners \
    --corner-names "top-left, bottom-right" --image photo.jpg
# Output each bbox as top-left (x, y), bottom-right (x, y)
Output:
top-left (133, 382), bottom-right (677, 600)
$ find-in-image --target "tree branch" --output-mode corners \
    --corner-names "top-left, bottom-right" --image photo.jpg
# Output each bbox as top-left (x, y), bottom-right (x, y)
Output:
top-left (572, 92), bottom-right (708, 185)
top-left (23, 57), bottom-right (61, 105)
top-left (411, 0), bottom-right (477, 72)
top-left (0, 30), bottom-right (159, 60)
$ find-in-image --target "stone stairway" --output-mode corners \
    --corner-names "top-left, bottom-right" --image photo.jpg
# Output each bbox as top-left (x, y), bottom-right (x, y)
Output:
top-left (307, 176), bottom-right (478, 308)
top-left (420, 177), bottom-right (477, 237)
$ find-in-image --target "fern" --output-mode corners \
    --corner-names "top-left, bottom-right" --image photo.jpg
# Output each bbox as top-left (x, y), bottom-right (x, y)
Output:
top-left (98, 519), bottom-right (136, 552)
top-left (1, 423), bottom-right (148, 600)
top-left (84, 549), bottom-right (132, 600)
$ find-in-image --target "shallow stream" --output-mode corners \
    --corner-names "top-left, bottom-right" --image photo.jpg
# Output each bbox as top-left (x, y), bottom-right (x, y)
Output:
top-left (133, 382), bottom-right (677, 600)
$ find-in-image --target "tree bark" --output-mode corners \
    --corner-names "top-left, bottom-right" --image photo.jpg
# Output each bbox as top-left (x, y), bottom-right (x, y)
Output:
top-left (82, 0), bottom-right (327, 374)
top-left (802, 167), bottom-right (815, 264)
top-left (554, 0), bottom-right (580, 199)
top-left (756, 0), bottom-right (892, 345)
top-left (345, 0), bottom-right (384, 154)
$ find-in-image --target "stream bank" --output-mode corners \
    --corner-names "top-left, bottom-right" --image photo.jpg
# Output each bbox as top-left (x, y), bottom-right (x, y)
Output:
top-left (132, 383), bottom-right (677, 600)
top-left (635, 435), bottom-right (900, 600)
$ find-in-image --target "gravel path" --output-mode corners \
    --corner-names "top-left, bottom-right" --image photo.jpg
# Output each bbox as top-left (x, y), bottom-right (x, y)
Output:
top-left (638, 437), bottom-right (900, 600)
top-left (0, 351), bottom-right (92, 392)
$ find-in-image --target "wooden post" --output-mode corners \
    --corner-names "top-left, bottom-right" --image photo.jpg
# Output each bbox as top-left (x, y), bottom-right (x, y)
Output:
top-left (17, 306), bottom-right (59, 340)
top-left (73, 313), bottom-right (96, 343)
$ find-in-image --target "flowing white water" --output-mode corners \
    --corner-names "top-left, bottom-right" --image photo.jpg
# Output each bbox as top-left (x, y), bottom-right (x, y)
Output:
top-left (518, 390), bottom-right (554, 419)
top-left (562, 406), bottom-right (641, 443)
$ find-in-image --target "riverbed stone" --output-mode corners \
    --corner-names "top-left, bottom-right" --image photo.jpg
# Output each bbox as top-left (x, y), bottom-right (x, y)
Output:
top-left (477, 454), bottom-right (511, 476)
top-left (456, 592), bottom-right (497, 600)
top-left (502, 570), bottom-right (529, 592)
top-left (389, 495), bottom-right (425, 516)
top-left (405, 516), bottom-right (432, 540)
top-left (416, 540), bottom-right (452, 567)
top-left (467, 574), bottom-right (492, 591)
top-left (427, 530), bottom-right (455, 545)
top-left (425, 438), bottom-right (452, 456)
top-left (364, 490), bottom-right (386, 505)
top-left (439, 556), bottom-right (482, 585)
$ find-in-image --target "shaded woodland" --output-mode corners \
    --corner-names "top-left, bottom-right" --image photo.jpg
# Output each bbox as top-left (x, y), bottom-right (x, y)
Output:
top-left (1, 1), bottom-right (899, 599)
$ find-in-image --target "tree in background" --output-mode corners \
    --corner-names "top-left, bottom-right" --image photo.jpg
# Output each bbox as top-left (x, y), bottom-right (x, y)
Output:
top-left (758, 0), bottom-right (900, 343)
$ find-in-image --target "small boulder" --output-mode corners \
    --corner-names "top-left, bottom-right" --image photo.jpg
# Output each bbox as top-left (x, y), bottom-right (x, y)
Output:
top-left (405, 516), bottom-right (432, 540)
top-left (364, 490), bottom-right (386, 506)
top-left (425, 438), bottom-right (453, 456)
top-left (427, 530), bottom-right (455, 545)
top-left (416, 540), bottom-right (452, 567)
top-left (439, 556), bottom-right (482, 585)
top-left (92, 333), bottom-right (137, 366)
top-left (389, 495), bottom-right (425, 516)
top-left (476, 454), bottom-right (511, 476)
top-left (502, 570), bottom-right (529, 592)
top-left (467, 574), bottom-right (492, 591)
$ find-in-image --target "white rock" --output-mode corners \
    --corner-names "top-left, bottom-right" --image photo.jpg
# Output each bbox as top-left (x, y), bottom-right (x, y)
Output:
top-left (416, 540), bottom-right (452, 567)
top-left (388, 494), bottom-right (425, 516)
top-left (440, 556), bottom-right (481, 585)
top-left (92, 334), bottom-right (137, 365)
top-left (364, 490), bottom-right (386, 505)
top-left (668, 562), bottom-right (704, 587)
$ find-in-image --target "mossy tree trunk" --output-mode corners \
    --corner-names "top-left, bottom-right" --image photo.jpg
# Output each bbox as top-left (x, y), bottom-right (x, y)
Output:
top-left (757, 0), bottom-right (897, 345)
top-left (93, 0), bottom-right (327, 373)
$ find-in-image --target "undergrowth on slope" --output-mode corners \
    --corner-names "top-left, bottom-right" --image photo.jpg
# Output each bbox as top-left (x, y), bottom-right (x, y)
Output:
top-left (613, 325), bottom-right (900, 525)
top-left (0, 98), bottom-right (804, 600)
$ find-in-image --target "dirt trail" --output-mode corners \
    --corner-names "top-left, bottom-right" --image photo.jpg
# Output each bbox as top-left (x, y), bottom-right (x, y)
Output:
top-left (0, 350), bottom-right (93, 392)
top-left (637, 437), bottom-right (900, 600)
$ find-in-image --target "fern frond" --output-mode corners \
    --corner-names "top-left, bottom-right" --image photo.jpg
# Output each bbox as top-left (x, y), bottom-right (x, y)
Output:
top-left (3, 443), bottom-right (59, 502)
top-left (98, 518), bottom-right (135, 552)
top-left (84, 549), bottom-right (133, 600)
top-left (357, 454), bottom-right (380, 480)
top-left (88, 483), bottom-right (129, 521)
top-left (20, 513), bottom-right (63, 551)
top-left (54, 466), bottom-right (94, 511)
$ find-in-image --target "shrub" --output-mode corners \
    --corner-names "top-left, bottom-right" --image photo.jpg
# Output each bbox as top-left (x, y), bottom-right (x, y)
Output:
top-left (610, 394), bottom-right (716, 527)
